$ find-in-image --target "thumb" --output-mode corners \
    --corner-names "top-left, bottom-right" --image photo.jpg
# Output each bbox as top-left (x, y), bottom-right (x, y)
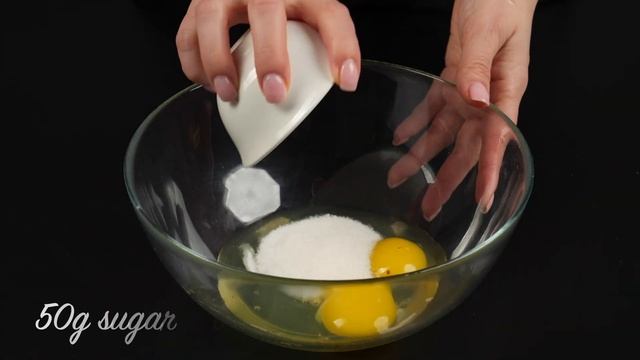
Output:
top-left (456, 28), bottom-right (502, 108)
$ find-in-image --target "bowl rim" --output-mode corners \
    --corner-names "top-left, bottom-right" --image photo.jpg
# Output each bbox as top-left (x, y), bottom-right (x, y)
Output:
top-left (123, 60), bottom-right (534, 285)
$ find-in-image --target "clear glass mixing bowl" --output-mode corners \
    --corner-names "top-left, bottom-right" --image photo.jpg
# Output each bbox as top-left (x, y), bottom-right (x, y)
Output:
top-left (124, 61), bottom-right (533, 351)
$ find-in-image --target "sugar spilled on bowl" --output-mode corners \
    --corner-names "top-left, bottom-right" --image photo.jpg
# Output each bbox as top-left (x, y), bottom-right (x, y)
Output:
top-left (216, 209), bottom-right (446, 339)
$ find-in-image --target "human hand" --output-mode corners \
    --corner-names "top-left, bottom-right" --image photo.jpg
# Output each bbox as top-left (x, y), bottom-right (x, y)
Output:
top-left (176, 0), bottom-right (361, 103)
top-left (388, 0), bottom-right (537, 220)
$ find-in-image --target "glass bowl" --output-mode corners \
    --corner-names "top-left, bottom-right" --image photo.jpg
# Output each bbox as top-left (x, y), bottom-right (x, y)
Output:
top-left (124, 61), bottom-right (533, 352)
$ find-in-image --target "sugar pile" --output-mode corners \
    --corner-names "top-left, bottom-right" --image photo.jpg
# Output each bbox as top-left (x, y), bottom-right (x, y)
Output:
top-left (242, 214), bottom-right (382, 280)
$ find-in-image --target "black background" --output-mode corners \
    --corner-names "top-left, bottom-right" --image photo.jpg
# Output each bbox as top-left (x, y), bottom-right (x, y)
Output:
top-left (3, 0), bottom-right (639, 358)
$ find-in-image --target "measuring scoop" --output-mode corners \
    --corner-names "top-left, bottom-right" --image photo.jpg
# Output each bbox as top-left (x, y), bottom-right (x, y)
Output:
top-left (217, 21), bottom-right (334, 167)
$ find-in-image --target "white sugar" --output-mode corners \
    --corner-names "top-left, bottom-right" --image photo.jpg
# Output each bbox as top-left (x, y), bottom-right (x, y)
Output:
top-left (242, 214), bottom-right (382, 280)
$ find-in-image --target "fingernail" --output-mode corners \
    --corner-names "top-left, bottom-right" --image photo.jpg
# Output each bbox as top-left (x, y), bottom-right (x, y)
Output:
top-left (339, 59), bottom-right (359, 92)
top-left (469, 81), bottom-right (490, 107)
top-left (480, 193), bottom-right (495, 214)
top-left (387, 176), bottom-right (407, 189)
top-left (213, 75), bottom-right (237, 102)
top-left (262, 73), bottom-right (287, 103)
top-left (393, 134), bottom-right (409, 146)
top-left (424, 207), bottom-right (442, 222)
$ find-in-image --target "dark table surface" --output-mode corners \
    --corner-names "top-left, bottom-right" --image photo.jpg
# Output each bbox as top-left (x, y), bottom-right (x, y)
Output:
top-left (3, 0), bottom-right (639, 358)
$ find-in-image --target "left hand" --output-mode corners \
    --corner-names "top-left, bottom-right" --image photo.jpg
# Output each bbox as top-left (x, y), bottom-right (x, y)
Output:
top-left (388, 0), bottom-right (538, 220)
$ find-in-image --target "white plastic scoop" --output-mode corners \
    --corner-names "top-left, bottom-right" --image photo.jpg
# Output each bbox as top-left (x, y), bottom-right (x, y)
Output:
top-left (217, 21), bottom-right (334, 167)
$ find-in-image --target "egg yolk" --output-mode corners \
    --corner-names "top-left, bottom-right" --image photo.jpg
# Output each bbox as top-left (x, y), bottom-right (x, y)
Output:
top-left (317, 284), bottom-right (396, 337)
top-left (317, 237), bottom-right (430, 337)
top-left (371, 237), bottom-right (428, 277)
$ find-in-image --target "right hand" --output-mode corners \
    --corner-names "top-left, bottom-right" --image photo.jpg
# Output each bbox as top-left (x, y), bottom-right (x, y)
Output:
top-left (176, 0), bottom-right (361, 103)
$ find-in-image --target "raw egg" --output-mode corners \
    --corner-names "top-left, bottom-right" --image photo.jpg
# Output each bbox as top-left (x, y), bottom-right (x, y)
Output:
top-left (371, 237), bottom-right (428, 277)
top-left (317, 284), bottom-right (396, 337)
top-left (317, 237), bottom-right (432, 337)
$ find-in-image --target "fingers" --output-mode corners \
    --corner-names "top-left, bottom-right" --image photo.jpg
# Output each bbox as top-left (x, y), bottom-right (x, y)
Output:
top-left (387, 107), bottom-right (463, 189)
top-left (178, 0), bottom-right (360, 103)
top-left (421, 124), bottom-right (482, 221)
top-left (193, 0), bottom-right (240, 101)
top-left (247, 0), bottom-right (289, 103)
top-left (455, 22), bottom-right (504, 108)
top-left (475, 117), bottom-right (513, 213)
top-left (392, 82), bottom-right (445, 146)
top-left (293, 1), bottom-right (361, 91)
top-left (176, 2), bottom-right (207, 87)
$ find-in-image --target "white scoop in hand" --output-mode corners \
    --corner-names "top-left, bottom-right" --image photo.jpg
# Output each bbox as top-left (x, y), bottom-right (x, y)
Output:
top-left (217, 21), bottom-right (334, 167)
